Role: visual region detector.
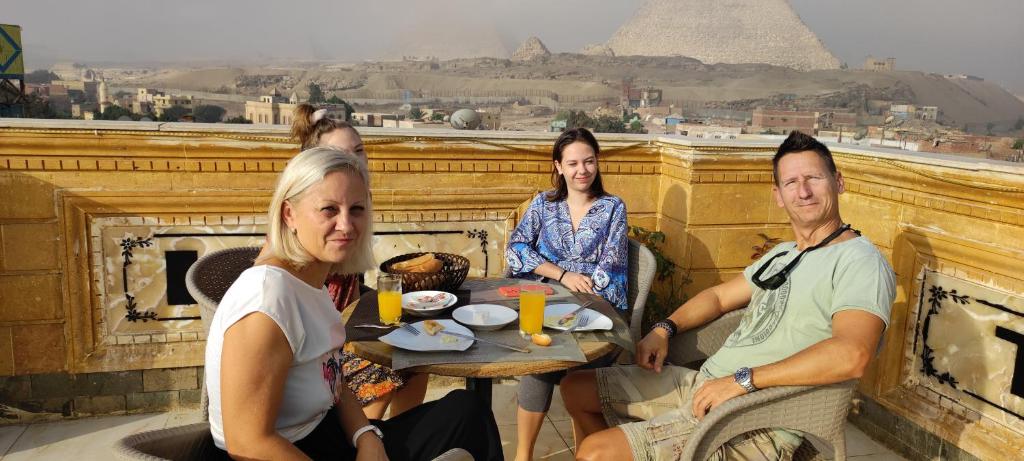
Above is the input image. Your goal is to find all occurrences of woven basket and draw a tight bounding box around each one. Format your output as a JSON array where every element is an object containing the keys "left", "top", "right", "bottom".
[{"left": 380, "top": 252, "right": 470, "bottom": 293}]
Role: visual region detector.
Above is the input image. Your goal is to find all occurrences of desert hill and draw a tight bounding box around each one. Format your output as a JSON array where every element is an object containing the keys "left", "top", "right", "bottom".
[{"left": 128, "top": 54, "right": 1024, "bottom": 127}]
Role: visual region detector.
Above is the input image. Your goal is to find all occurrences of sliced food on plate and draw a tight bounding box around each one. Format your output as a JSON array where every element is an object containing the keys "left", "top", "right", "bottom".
[{"left": 497, "top": 284, "right": 555, "bottom": 297}]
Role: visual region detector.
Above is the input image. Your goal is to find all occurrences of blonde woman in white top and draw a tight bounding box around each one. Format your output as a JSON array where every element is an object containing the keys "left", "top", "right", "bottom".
[{"left": 206, "top": 147, "right": 502, "bottom": 460}]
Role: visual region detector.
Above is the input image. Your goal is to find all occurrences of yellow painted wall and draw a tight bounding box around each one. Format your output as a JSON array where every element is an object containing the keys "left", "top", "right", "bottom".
[{"left": 1, "top": 120, "right": 1023, "bottom": 457}]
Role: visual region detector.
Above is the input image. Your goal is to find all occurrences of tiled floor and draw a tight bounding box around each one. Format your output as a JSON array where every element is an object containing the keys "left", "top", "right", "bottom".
[{"left": 0, "top": 378, "right": 905, "bottom": 460}]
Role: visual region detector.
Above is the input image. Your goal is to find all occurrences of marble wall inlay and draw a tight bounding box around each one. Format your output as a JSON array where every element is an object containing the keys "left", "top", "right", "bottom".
[
  {"left": 913, "top": 270, "right": 1024, "bottom": 427},
  {"left": 94, "top": 217, "right": 267, "bottom": 343}
]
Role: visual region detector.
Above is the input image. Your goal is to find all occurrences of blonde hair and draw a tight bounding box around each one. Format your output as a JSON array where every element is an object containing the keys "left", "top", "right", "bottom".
[
  {"left": 259, "top": 146, "right": 375, "bottom": 275},
  {"left": 291, "top": 103, "right": 356, "bottom": 150}
]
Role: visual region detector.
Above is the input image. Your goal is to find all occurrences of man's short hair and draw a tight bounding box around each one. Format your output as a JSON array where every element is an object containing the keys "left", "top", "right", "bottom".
[{"left": 772, "top": 131, "right": 837, "bottom": 185}]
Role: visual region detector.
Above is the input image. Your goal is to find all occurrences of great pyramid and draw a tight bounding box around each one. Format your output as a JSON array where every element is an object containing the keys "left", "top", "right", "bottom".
[{"left": 606, "top": 0, "right": 841, "bottom": 71}]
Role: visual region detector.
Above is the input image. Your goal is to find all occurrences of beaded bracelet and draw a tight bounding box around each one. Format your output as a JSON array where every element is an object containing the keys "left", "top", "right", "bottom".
[{"left": 652, "top": 320, "right": 677, "bottom": 338}]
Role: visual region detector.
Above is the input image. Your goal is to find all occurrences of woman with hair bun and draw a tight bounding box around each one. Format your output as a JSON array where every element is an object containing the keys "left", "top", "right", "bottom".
[{"left": 290, "top": 103, "right": 428, "bottom": 420}]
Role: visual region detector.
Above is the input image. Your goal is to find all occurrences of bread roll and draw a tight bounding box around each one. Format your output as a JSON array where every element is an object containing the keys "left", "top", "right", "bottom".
[
  {"left": 392, "top": 253, "right": 435, "bottom": 271},
  {"left": 407, "top": 258, "right": 442, "bottom": 273},
  {"left": 392, "top": 254, "right": 442, "bottom": 274}
]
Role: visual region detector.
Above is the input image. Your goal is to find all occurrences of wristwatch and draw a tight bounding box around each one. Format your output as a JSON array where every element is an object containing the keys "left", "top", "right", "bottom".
[
  {"left": 351, "top": 424, "right": 384, "bottom": 447},
  {"left": 734, "top": 367, "right": 758, "bottom": 393}
]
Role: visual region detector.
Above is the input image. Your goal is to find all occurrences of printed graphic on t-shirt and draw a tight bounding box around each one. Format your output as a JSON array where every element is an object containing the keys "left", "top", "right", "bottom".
[
  {"left": 322, "top": 350, "right": 343, "bottom": 402},
  {"left": 726, "top": 259, "right": 792, "bottom": 347}
]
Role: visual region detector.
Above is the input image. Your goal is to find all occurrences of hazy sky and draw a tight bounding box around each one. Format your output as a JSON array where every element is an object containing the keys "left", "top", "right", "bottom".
[{"left": 8, "top": 0, "right": 1024, "bottom": 93}]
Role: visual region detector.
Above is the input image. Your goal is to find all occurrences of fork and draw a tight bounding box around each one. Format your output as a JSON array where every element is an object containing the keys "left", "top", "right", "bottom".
[
  {"left": 399, "top": 322, "right": 420, "bottom": 336},
  {"left": 566, "top": 312, "right": 593, "bottom": 333}
]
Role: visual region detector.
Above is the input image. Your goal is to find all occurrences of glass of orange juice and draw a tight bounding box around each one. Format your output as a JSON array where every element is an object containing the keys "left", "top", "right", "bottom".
[
  {"left": 377, "top": 273, "right": 403, "bottom": 325},
  {"left": 519, "top": 285, "right": 546, "bottom": 335}
]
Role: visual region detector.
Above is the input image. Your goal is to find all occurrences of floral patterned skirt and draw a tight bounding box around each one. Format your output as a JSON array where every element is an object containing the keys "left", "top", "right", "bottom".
[{"left": 340, "top": 345, "right": 410, "bottom": 405}]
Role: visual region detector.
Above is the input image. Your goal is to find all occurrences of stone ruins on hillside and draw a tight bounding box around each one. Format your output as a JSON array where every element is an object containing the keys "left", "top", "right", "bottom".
[
  {"left": 606, "top": 0, "right": 841, "bottom": 71},
  {"left": 512, "top": 37, "right": 551, "bottom": 61},
  {"left": 580, "top": 44, "right": 615, "bottom": 57}
]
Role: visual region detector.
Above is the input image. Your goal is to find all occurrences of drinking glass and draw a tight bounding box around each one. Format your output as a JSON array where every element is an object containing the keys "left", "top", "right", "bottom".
[
  {"left": 377, "top": 273, "right": 403, "bottom": 325},
  {"left": 518, "top": 285, "right": 546, "bottom": 335}
]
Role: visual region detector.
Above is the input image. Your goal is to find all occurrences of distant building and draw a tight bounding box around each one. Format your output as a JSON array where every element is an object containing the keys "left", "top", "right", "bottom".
[
  {"left": 664, "top": 115, "right": 686, "bottom": 128},
  {"left": 352, "top": 112, "right": 383, "bottom": 127},
  {"left": 52, "top": 79, "right": 98, "bottom": 103},
  {"left": 380, "top": 114, "right": 406, "bottom": 128},
  {"left": 864, "top": 56, "right": 896, "bottom": 72},
  {"left": 133, "top": 88, "right": 162, "bottom": 114},
  {"left": 635, "top": 106, "right": 672, "bottom": 119},
  {"left": 153, "top": 94, "right": 195, "bottom": 118},
  {"left": 751, "top": 108, "right": 817, "bottom": 134},
  {"left": 98, "top": 81, "right": 111, "bottom": 113},
  {"left": 814, "top": 110, "right": 858, "bottom": 130},
  {"left": 550, "top": 119, "right": 567, "bottom": 132},
  {"left": 918, "top": 106, "right": 939, "bottom": 121},
  {"left": 246, "top": 89, "right": 295, "bottom": 125},
  {"left": 889, "top": 104, "right": 915, "bottom": 120},
  {"left": 622, "top": 82, "right": 663, "bottom": 108},
  {"left": 71, "top": 102, "right": 98, "bottom": 118},
  {"left": 675, "top": 123, "right": 742, "bottom": 139}
]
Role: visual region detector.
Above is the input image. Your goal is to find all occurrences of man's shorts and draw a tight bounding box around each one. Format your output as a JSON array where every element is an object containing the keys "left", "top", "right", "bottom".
[{"left": 596, "top": 365, "right": 800, "bottom": 461}]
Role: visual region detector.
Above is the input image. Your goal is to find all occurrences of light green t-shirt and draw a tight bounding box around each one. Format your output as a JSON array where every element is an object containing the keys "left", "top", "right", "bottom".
[{"left": 701, "top": 236, "right": 895, "bottom": 379}]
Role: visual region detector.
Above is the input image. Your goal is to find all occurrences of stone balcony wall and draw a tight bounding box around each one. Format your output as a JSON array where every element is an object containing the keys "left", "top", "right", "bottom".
[{"left": 1, "top": 120, "right": 1022, "bottom": 460}]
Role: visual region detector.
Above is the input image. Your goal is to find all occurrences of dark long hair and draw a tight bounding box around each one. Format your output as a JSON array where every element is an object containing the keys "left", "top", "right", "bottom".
[
  {"left": 546, "top": 128, "right": 606, "bottom": 202},
  {"left": 291, "top": 103, "right": 357, "bottom": 149}
]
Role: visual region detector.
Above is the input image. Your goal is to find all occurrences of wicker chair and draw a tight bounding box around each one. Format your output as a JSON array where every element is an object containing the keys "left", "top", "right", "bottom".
[
  {"left": 626, "top": 238, "right": 656, "bottom": 345},
  {"left": 185, "top": 246, "right": 262, "bottom": 338},
  {"left": 668, "top": 309, "right": 855, "bottom": 461},
  {"left": 115, "top": 246, "right": 473, "bottom": 461}
]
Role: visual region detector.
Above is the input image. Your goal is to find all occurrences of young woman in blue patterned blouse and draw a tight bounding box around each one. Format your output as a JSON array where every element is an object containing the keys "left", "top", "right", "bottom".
[{"left": 505, "top": 127, "right": 628, "bottom": 461}]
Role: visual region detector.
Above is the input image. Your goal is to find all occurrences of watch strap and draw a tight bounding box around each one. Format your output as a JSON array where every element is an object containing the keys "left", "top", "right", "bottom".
[
  {"left": 351, "top": 424, "right": 382, "bottom": 447},
  {"left": 734, "top": 367, "right": 758, "bottom": 393}
]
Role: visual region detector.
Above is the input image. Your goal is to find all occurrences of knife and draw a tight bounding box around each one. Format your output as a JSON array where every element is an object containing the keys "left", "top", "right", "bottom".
[
  {"left": 556, "top": 301, "right": 594, "bottom": 327},
  {"left": 440, "top": 331, "right": 531, "bottom": 353}
]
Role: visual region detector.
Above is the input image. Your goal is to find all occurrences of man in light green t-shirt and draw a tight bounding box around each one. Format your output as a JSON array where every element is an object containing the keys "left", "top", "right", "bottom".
[{"left": 561, "top": 131, "right": 896, "bottom": 461}]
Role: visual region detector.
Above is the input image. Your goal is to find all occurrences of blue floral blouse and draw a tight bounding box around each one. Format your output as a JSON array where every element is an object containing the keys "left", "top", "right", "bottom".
[{"left": 505, "top": 192, "right": 629, "bottom": 310}]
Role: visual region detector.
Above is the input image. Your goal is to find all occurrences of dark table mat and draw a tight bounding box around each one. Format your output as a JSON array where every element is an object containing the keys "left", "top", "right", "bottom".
[
  {"left": 390, "top": 329, "right": 587, "bottom": 371},
  {"left": 345, "top": 284, "right": 635, "bottom": 354}
]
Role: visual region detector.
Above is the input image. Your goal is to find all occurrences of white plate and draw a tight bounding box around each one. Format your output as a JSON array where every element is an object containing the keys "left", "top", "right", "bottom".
[
  {"left": 401, "top": 291, "right": 458, "bottom": 317},
  {"left": 542, "top": 303, "right": 613, "bottom": 332},
  {"left": 378, "top": 319, "right": 474, "bottom": 352},
  {"left": 452, "top": 304, "right": 518, "bottom": 331}
]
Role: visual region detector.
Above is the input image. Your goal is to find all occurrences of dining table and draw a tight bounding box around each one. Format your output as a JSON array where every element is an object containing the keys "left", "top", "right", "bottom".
[{"left": 343, "top": 277, "right": 634, "bottom": 406}]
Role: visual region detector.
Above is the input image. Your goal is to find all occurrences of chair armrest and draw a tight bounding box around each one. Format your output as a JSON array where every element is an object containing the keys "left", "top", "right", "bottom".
[
  {"left": 666, "top": 309, "right": 745, "bottom": 366},
  {"left": 680, "top": 381, "right": 856, "bottom": 461}
]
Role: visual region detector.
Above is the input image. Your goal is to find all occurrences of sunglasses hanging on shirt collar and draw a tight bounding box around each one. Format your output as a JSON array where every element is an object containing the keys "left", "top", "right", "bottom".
[{"left": 751, "top": 224, "right": 860, "bottom": 290}]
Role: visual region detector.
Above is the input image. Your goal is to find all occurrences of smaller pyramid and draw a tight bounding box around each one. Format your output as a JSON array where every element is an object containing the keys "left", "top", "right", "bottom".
[{"left": 512, "top": 37, "right": 551, "bottom": 61}]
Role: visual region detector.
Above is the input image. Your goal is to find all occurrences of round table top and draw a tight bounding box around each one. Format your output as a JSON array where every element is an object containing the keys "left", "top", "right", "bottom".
[
  {"left": 344, "top": 282, "right": 623, "bottom": 379},
  {"left": 348, "top": 339, "right": 619, "bottom": 378}
]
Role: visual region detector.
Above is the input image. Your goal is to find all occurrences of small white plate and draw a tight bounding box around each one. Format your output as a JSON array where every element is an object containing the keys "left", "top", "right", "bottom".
[
  {"left": 378, "top": 319, "right": 474, "bottom": 352},
  {"left": 542, "top": 303, "right": 613, "bottom": 331},
  {"left": 401, "top": 291, "right": 458, "bottom": 317},
  {"left": 452, "top": 304, "right": 518, "bottom": 331}
]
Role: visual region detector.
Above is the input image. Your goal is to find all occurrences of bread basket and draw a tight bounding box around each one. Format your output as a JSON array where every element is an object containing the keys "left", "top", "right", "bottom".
[{"left": 379, "top": 252, "right": 470, "bottom": 293}]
